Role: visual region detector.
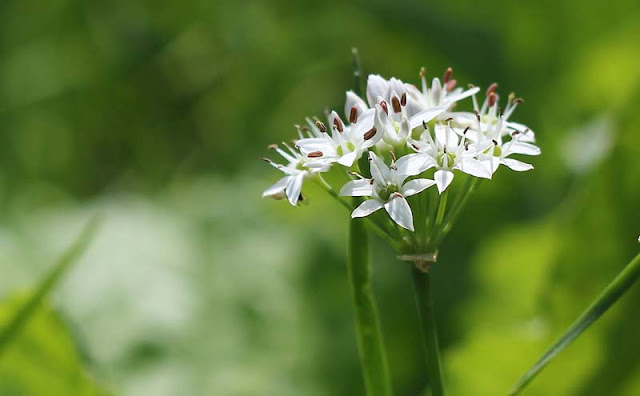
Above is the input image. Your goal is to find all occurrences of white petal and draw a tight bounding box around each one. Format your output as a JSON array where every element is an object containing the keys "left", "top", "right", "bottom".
[
  {"left": 340, "top": 179, "right": 374, "bottom": 197},
  {"left": 345, "top": 91, "right": 369, "bottom": 119},
  {"left": 395, "top": 153, "right": 435, "bottom": 181},
  {"left": 384, "top": 195, "right": 414, "bottom": 231},
  {"left": 262, "top": 177, "right": 289, "bottom": 199},
  {"left": 505, "top": 141, "right": 541, "bottom": 156},
  {"left": 458, "top": 158, "right": 492, "bottom": 179},
  {"left": 401, "top": 179, "right": 436, "bottom": 197},
  {"left": 446, "top": 86, "right": 480, "bottom": 103},
  {"left": 366, "top": 75, "right": 389, "bottom": 107},
  {"left": 502, "top": 158, "right": 534, "bottom": 171},
  {"left": 296, "top": 137, "right": 332, "bottom": 154},
  {"left": 409, "top": 106, "right": 447, "bottom": 129},
  {"left": 352, "top": 199, "right": 384, "bottom": 218},
  {"left": 337, "top": 150, "right": 359, "bottom": 167},
  {"left": 434, "top": 169, "right": 454, "bottom": 193},
  {"left": 368, "top": 152, "right": 390, "bottom": 183},
  {"left": 286, "top": 173, "right": 304, "bottom": 205}
]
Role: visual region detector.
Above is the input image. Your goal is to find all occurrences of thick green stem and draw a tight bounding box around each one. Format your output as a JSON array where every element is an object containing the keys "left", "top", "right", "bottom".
[
  {"left": 348, "top": 216, "right": 392, "bottom": 396},
  {"left": 509, "top": 251, "right": 640, "bottom": 395},
  {"left": 411, "top": 266, "right": 444, "bottom": 396}
]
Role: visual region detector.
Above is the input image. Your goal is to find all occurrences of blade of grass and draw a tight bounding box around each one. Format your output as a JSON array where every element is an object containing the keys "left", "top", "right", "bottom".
[
  {"left": 509, "top": 250, "right": 640, "bottom": 395},
  {"left": 0, "top": 216, "right": 101, "bottom": 357}
]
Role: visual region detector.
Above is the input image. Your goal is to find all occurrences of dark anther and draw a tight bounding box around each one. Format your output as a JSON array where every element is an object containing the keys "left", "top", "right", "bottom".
[
  {"left": 349, "top": 106, "right": 358, "bottom": 124},
  {"left": 268, "top": 144, "right": 278, "bottom": 149},
  {"left": 391, "top": 96, "right": 402, "bottom": 113},
  {"left": 492, "top": 139, "right": 498, "bottom": 146},
  {"left": 443, "top": 67, "right": 453, "bottom": 83},
  {"left": 486, "top": 82, "right": 498, "bottom": 96},
  {"left": 363, "top": 127, "right": 377, "bottom": 140},
  {"left": 307, "top": 151, "right": 323, "bottom": 158},
  {"left": 488, "top": 92, "right": 497, "bottom": 108},
  {"left": 401, "top": 92, "right": 407, "bottom": 106},
  {"left": 316, "top": 121, "right": 327, "bottom": 133},
  {"left": 380, "top": 101, "right": 389, "bottom": 115},
  {"left": 333, "top": 117, "right": 344, "bottom": 132}
]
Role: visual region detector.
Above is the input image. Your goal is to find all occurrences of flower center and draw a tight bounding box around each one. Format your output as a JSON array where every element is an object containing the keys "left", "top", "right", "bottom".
[
  {"left": 378, "top": 183, "right": 399, "bottom": 201},
  {"left": 336, "top": 142, "right": 356, "bottom": 156},
  {"left": 436, "top": 152, "right": 456, "bottom": 167}
]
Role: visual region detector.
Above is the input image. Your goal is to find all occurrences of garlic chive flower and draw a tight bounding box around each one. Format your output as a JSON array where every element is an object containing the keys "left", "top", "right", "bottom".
[
  {"left": 409, "top": 123, "right": 492, "bottom": 193},
  {"left": 262, "top": 142, "right": 328, "bottom": 206},
  {"left": 404, "top": 67, "right": 480, "bottom": 116},
  {"left": 296, "top": 106, "right": 380, "bottom": 168},
  {"left": 340, "top": 152, "right": 435, "bottom": 231},
  {"left": 261, "top": 65, "right": 540, "bottom": 250}
]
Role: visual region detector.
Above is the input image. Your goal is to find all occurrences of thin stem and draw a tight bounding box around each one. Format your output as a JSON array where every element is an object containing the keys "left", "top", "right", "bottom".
[
  {"left": 411, "top": 266, "right": 444, "bottom": 396},
  {"left": 349, "top": 215, "right": 392, "bottom": 396},
  {"left": 434, "top": 178, "right": 480, "bottom": 246},
  {"left": 351, "top": 48, "right": 364, "bottom": 97},
  {"left": 509, "top": 251, "right": 640, "bottom": 395},
  {"left": 433, "top": 190, "right": 449, "bottom": 232}
]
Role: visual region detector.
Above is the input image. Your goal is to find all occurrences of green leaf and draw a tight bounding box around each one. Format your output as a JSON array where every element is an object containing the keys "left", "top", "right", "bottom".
[
  {"left": 0, "top": 216, "right": 100, "bottom": 356},
  {"left": 0, "top": 294, "right": 107, "bottom": 395},
  {"left": 509, "top": 250, "right": 640, "bottom": 395}
]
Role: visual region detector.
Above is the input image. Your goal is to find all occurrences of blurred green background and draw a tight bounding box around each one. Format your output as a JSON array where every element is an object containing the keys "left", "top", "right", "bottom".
[{"left": 0, "top": 0, "right": 639, "bottom": 395}]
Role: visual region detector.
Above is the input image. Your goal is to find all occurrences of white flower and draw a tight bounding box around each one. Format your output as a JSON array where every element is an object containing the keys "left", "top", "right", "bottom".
[
  {"left": 296, "top": 105, "right": 381, "bottom": 168},
  {"left": 339, "top": 152, "right": 435, "bottom": 231},
  {"left": 262, "top": 142, "right": 328, "bottom": 206},
  {"left": 409, "top": 123, "right": 492, "bottom": 193},
  {"left": 459, "top": 87, "right": 541, "bottom": 174},
  {"left": 365, "top": 74, "right": 446, "bottom": 147},
  {"left": 403, "top": 67, "right": 480, "bottom": 117}
]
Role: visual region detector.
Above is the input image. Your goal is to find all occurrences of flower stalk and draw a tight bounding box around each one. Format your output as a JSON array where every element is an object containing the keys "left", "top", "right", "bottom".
[
  {"left": 411, "top": 265, "right": 444, "bottom": 396},
  {"left": 348, "top": 213, "right": 392, "bottom": 396}
]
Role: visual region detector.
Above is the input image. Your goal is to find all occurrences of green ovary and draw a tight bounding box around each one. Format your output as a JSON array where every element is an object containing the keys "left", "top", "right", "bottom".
[
  {"left": 336, "top": 142, "right": 356, "bottom": 156},
  {"left": 436, "top": 152, "right": 456, "bottom": 167},
  {"left": 378, "top": 184, "right": 399, "bottom": 200}
]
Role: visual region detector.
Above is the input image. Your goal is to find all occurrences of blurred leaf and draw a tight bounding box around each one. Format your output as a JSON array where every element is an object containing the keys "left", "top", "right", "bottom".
[
  {"left": 0, "top": 217, "right": 100, "bottom": 355},
  {"left": 510, "top": 251, "right": 640, "bottom": 395},
  {"left": 0, "top": 294, "right": 107, "bottom": 395}
]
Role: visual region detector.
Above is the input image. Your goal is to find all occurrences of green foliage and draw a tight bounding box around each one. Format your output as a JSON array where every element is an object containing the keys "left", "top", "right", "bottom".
[{"left": 0, "top": 294, "right": 106, "bottom": 395}]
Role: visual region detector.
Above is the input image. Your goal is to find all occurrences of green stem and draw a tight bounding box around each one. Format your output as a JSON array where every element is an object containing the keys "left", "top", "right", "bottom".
[
  {"left": 509, "top": 251, "right": 640, "bottom": 395},
  {"left": 349, "top": 216, "right": 392, "bottom": 396},
  {"left": 433, "top": 190, "right": 449, "bottom": 232},
  {"left": 434, "top": 178, "right": 480, "bottom": 246},
  {"left": 411, "top": 266, "right": 444, "bottom": 396}
]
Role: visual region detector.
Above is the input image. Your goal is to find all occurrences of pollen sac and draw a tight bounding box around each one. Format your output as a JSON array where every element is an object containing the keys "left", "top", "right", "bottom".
[
  {"left": 363, "top": 127, "right": 377, "bottom": 140},
  {"left": 380, "top": 100, "right": 389, "bottom": 115},
  {"left": 307, "top": 151, "right": 323, "bottom": 158},
  {"left": 487, "top": 92, "right": 497, "bottom": 108},
  {"left": 333, "top": 117, "right": 344, "bottom": 132},
  {"left": 316, "top": 121, "right": 327, "bottom": 133},
  {"left": 443, "top": 67, "right": 453, "bottom": 83},
  {"left": 391, "top": 96, "right": 402, "bottom": 113},
  {"left": 400, "top": 92, "right": 407, "bottom": 106},
  {"left": 349, "top": 106, "right": 358, "bottom": 124},
  {"left": 486, "top": 82, "right": 498, "bottom": 96}
]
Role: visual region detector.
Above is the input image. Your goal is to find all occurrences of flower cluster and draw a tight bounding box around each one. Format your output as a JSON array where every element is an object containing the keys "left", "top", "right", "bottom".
[{"left": 262, "top": 67, "right": 540, "bottom": 244}]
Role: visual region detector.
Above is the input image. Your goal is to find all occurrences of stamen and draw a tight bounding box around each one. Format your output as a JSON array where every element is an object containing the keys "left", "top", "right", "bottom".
[
  {"left": 486, "top": 82, "right": 498, "bottom": 96},
  {"left": 513, "top": 98, "right": 524, "bottom": 105},
  {"left": 380, "top": 100, "right": 389, "bottom": 115},
  {"left": 333, "top": 116, "right": 344, "bottom": 132},
  {"left": 363, "top": 127, "right": 377, "bottom": 140},
  {"left": 268, "top": 144, "right": 278, "bottom": 149},
  {"left": 445, "top": 79, "right": 457, "bottom": 91},
  {"left": 390, "top": 164, "right": 397, "bottom": 170},
  {"left": 444, "top": 117, "right": 454, "bottom": 122},
  {"left": 464, "top": 141, "right": 470, "bottom": 150},
  {"left": 422, "top": 120, "right": 429, "bottom": 130},
  {"left": 411, "top": 143, "right": 421, "bottom": 151},
  {"left": 462, "top": 126, "right": 470, "bottom": 134},
  {"left": 419, "top": 67, "right": 426, "bottom": 78},
  {"left": 475, "top": 111, "right": 481, "bottom": 121},
  {"left": 307, "top": 151, "right": 323, "bottom": 158},
  {"left": 389, "top": 151, "right": 396, "bottom": 162},
  {"left": 487, "top": 92, "right": 497, "bottom": 108},
  {"left": 492, "top": 139, "right": 498, "bottom": 146},
  {"left": 443, "top": 67, "right": 453, "bottom": 83},
  {"left": 400, "top": 92, "right": 407, "bottom": 106},
  {"left": 349, "top": 106, "right": 358, "bottom": 124},
  {"left": 348, "top": 171, "right": 366, "bottom": 179},
  {"left": 316, "top": 121, "right": 327, "bottom": 133},
  {"left": 511, "top": 131, "right": 520, "bottom": 137},
  {"left": 391, "top": 96, "right": 402, "bottom": 113}
]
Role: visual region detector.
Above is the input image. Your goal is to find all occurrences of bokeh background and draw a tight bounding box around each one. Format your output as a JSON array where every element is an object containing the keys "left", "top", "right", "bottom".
[{"left": 0, "top": 0, "right": 639, "bottom": 395}]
